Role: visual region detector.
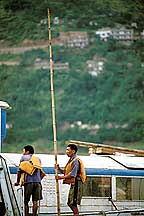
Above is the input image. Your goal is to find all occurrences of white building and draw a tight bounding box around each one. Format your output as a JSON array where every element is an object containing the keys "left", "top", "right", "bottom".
[
  {"left": 96, "top": 27, "right": 134, "bottom": 41},
  {"left": 112, "top": 28, "right": 133, "bottom": 40},
  {"left": 87, "top": 56, "right": 105, "bottom": 76},
  {"left": 95, "top": 28, "right": 112, "bottom": 41},
  {"left": 59, "top": 31, "right": 89, "bottom": 48},
  {"left": 141, "top": 30, "right": 144, "bottom": 39},
  {"left": 34, "top": 58, "right": 69, "bottom": 71},
  {"left": 53, "top": 17, "right": 60, "bottom": 25}
]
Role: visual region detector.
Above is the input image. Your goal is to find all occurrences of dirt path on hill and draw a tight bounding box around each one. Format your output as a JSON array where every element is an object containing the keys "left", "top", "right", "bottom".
[
  {"left": 0, "top": 39, "right": 60, "bottom": 54},
  {"left": 0, "top": 44, "right": 48, "bottom": 54}
]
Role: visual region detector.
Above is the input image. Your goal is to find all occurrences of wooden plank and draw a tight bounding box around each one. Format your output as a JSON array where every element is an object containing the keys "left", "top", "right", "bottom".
[{"left": 67, "top": 140, "right": 144, "bottom": 156}]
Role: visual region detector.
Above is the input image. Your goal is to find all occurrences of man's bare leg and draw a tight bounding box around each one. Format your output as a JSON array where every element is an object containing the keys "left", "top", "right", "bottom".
[
  {"left": 68, "top": 204, "right": 79, "bottom": 216},
  {"left": 24, "top": 201, "right": 29, "bottom": 216},
  {"left": 33, "top": 200, "right": 38, "bottom": 216},
  {"left": 73, "top": 206, "right": 79, "bottom": 216}
]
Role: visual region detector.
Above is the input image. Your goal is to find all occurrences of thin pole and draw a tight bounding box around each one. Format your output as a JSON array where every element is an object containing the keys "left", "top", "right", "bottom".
[
  {"left": 47, "top": 8, "right": 61, "bottom": 216},
  {"left": 0, "top": 108, "right": 1, "bottom": 153}
]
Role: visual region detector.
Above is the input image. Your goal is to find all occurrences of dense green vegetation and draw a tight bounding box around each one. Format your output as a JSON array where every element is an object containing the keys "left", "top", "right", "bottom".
[
  {"left": 0, "top": 0, "right": 144, "bottom": 153},
  {"left": 1, "top": 0, "right": 144, "bottom": 44}
]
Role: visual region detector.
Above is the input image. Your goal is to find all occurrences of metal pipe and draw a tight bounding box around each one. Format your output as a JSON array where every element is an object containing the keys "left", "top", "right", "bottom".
[{"left": 33, "top": 208, "right": 144, "bottom": 215}]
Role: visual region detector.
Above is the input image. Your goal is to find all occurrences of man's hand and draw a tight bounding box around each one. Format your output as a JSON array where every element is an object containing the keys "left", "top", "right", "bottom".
[
  {"left": 55, "top": 164, "right": 64, "bottom": 174},
  {"left": 55, "top": 175, "right": 63, "bottom": 180},
  {"left": 55, "top": 164, "right": 60, "bottom": 169},
  {"left": 14, "top": 182, "right": 19, "bottom": 186}
]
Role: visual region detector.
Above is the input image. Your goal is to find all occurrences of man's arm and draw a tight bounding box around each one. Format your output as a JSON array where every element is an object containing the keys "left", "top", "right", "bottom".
[
  {"left": 55, "top": 160, "right": 79, "bottom": 180},
  {"left": 14, "top": 170, "right": 22, "bottom": 186},
  {"left": 55, "top": 164, "right": 64, "bottom": 174},
  {"left": 55, "top": 171, "right": 72, "bottom": 180}
]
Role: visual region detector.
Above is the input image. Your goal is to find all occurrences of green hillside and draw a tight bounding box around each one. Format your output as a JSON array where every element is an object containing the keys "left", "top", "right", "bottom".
[{"left": 0, "top": 0, "right": 144, "bottom": 153}]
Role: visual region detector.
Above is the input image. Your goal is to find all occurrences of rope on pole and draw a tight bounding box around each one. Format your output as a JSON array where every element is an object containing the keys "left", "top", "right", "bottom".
[{"left": 47, "top": 8, "right": 61, "bottom": 216}]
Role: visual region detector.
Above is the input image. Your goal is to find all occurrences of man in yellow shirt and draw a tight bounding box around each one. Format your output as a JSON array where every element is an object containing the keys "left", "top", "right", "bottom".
[
  {"left": 14, "top": 145, "right": 43, "bottom": 216},
  {"left": 56, "top": 144, "right": 86, "bottom": 216}
]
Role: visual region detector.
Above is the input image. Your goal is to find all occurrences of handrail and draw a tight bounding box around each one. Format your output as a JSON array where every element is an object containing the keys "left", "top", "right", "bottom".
[
  {"left": 0, "top": 154, "right": 21, "bottom": 216},
  {"left": 31, "top": 208, "right": 144, "bottom": 215}
]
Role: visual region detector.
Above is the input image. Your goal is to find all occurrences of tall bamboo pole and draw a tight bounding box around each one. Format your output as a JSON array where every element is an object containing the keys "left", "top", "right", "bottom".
[{"left": 47, "top": 8, "right": 61, "bottom": 216}]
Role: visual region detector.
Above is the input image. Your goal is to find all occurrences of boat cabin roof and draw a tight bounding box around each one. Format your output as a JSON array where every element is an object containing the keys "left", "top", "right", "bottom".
[{"left": 1, "top": 153, "right": 144, "bottom": 170}]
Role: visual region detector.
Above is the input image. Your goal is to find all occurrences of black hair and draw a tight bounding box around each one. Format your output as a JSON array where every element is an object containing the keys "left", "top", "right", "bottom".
[
  {"left": 67, "top": 144, "right": 78, "bottom": 153},
  {"left": 24, "top": 145, "right": 34, "bottom": 154}
]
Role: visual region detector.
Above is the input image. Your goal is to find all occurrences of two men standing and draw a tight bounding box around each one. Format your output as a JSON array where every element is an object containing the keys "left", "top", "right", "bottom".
[{"left": 15, "top": 144, "right": 86, "bottom": 216}]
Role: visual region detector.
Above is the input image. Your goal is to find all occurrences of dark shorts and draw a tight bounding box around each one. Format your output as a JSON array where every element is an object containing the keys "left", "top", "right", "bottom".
[
  {"left": 24, "top": 182, "right": 42, "bottom": 203},
  {"left": 67, "top": 180, "right": 83, "bottom": 207}
]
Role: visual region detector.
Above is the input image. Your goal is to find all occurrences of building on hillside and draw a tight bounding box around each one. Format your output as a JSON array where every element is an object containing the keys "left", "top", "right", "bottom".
[
  {"left": 86, "top": 56, "right": 105, "bottom": 76},
  {"left": 141, "top": 30, "right": 144, "bottom": 39},
  {"left": 53, "top": 17, "right": 60, "bottom": 25},
  {"left": 95, "top": 28, "right": 112, "bottom": 41},
  {"left": 34, "top": 58, "right": 69, "bottom": 71},
  {"left": 112, "top": 28, "right": 133, "bottom": 41},
  {"left": 0, "top": 61, "right": 19, "bottom": 66},
  {"left": 96, "top": 27, "right": 134, "bottom": 41},
  {"left": 59, "top": 31, "right": 89, "bottom": 48}
]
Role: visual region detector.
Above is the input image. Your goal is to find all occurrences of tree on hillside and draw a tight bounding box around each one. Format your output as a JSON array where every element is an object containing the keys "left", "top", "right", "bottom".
[
  {"left": 0, "top": 5, "right": 16, "bottom": 41},
  {"left": 1, "top": 0, "right": 32, "bottom": 11}
]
